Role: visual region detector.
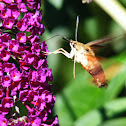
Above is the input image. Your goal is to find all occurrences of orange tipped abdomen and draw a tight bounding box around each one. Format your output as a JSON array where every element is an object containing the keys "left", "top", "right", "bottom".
[{"left": 82, "top": 56, "right": 107, "bottom": 88}]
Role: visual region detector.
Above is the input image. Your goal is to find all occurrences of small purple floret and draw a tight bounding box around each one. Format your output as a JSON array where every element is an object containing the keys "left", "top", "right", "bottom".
[{"left": 0, "top": 1, "right": 59, "bottom": 125}]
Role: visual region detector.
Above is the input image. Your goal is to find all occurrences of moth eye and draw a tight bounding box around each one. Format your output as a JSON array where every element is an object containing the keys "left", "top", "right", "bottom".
[
  {"left": 73, "top": 43, "right": 76, "bottom": 48},
  {"left": 85, "top": 48, "right": 89, "bottom": 52}
]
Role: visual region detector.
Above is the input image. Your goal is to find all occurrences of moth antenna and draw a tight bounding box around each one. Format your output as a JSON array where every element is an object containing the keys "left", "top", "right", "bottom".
[
  {"left": 75, "top": 16, "right": 79, "bottom": 41},
  {"left": 62, "top": 36, "right": 70, "bottom": 42},
  {"left": 43, "top": 34, "right": 68, "bottom": 42}
]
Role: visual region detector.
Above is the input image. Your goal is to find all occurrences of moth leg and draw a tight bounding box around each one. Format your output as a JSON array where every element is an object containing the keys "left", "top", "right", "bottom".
[
  {"left": 58, "top": 48, "right": 74, "bottom": 59},
  {"left": 59, "top": 48, "right": 76, "bottom": 77},
  {"left": 73, "top": 56, "right": 76, "bottom": 78},
  {"left": 44, "top": 48, "right": 73, "bottom": 59},
  {"left": 42, "top": 49, "right": 61, "bottom": 55},
  {"left": 43, "top": 48, "right": 75, "bottom": 78}
]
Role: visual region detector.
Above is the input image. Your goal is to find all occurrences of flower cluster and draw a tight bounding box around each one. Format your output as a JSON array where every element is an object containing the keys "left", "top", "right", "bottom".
[{"left": 0, "top": 0, "right": 59, "bottom": 125}]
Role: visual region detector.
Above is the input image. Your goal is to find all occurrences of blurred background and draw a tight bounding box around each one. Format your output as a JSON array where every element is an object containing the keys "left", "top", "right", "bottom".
[{"left": 41, "top": 0, "right": 126, "bottom": 126}]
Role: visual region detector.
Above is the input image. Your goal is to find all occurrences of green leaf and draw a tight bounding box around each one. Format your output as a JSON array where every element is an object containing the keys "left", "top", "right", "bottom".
[
  {"left": 74, "top": 110, "right": 102, "bottom": 126},
  {"left": 61, "top": 73, "right": 106, "bottom": 118},
  {"left": 54, "top": 95, "right": 74, "bottom": 126},
  {"left": 101, "top": 118, "right": 126, "bottom": 126},
  {"left": 104, "top": 98, "right": 126, "bottom": 118},
  {"left": 105, "top": 64, "right": 126, "bottom": 101},
  {"left": 112, "top": 52, "right": 126, "bottom": 63},
  {"left": 84, "top": 18, "right": 99, "bottom": 40},
  {"left": 48, "top": 0, "right": 63, "bottom": 10}
]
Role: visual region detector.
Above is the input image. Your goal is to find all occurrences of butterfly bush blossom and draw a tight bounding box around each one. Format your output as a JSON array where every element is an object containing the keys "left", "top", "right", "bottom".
[{"left": 0, "top": 0, "right": 59, "bottom": 125}]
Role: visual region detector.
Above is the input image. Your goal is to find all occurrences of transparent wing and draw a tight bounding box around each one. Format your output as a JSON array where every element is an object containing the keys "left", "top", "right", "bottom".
[{"left": 86, "top": 34, "right": 124, "bottom": 46}]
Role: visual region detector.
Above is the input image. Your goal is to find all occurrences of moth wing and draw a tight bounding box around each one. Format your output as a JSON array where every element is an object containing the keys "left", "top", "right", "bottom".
[
  {"left": 89, "top": 44, "right": 104, "bottom": 54},
  {"left": 86, "top": 34, "right": 124, "bottom": 46}
]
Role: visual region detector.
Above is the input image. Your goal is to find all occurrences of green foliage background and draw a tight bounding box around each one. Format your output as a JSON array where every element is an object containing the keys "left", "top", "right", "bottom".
[{"left": 42, "top": 0, "right": 126, "bottom": 125}]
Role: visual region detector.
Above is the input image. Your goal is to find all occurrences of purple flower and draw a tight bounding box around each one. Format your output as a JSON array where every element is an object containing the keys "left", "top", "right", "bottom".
[
  {"left": 2, "top": 75, "right": 11, "bottom": 87},
  {"left": 29, "top": 35, "right": 40, "bottom": 43},
  {"left": 3, "top": 63, "right": 15, "bottom": 73},
  {"left": 0, "top": 50, "right": 10, "bottom": 61},
  {"left": 31, "top": 24, "right": 45, "bottom": 35},
  {"left": 9, "top": 40, "right": 19, "bottom": 52},
  {"left": 28, "top": 117, "right": 41, "bottom": 125},
  {"left": 15, "top": 0, "right": 22, "bottom": 3},
  {"left": 17, "top": 3, "right": 27, "bottom": 12},
  {"left": 2, "top": 97, "right": 13, "bottom": 108},
  {"left": 31, "top": 43, "right": 41, "bottom": 55},
  {"left": 0, "top": 33, "right": 11, "bottom": 45},
  {"left": 27, "top": 2, "right": 40, "bottom": 9},
  {"left": 16, "top": 33, "right": 26, "bottom": 43},
  {"left": 0, "top": 3, "right": 5, "bottom": 10},
  {"left": 3, "top": 18, "right": 15, "bottom": 29},
  {"left": 0, "top": 8, "right": 11, "bottom": 18},
  {"left": 0, "top": 43, "right": 6, "bottom": 51},
  {"left": 0, "top": 114, "right": 8, "bottom": 126},
  {"left": 0, "top": 104, "right": 10, "bottom": 115},
  {"left": 25, "top": 53, "right": 35, "bottom": 64},
  {"left": 30, "top": 69, "right": 46, "bottom": 83},
  {"left": 19, "top": 90, "right": 29, "bottom": 102},
  {"left": 12, "top": 9, "right": 20, "bottom": 20},
  {"left": 10, "top": 68, "right": 21, "bottom": 82},
  {"left": 33, "top": 98, "right": 46, "bottom": 111},
  {"left": 3, "top": 0, "right": 12, "bottom": 3},
  {"left": 0, "top": 1, "right": 59, "bottom": 125},
  {"left": 16, "top": 19, "right": 28, "bottom": 31},
  {"left": 0, "top": 90, "right": 5, "bottom": 99}
]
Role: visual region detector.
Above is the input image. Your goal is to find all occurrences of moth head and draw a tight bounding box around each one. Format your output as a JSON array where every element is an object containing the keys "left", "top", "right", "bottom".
[
  {"left": 70, "top": 40, "right": 85, "bottom": 54},
  {"left": 70, "top": 40, "right": 78, "bottom": 50},
  {"left": 70, "top": 40, "right": 95, "bottom": 56}
]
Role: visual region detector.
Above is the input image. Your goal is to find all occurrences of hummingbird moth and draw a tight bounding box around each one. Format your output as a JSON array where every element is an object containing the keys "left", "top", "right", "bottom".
[{"left": 44, "top": 16, "right": 122, "bottom": 88}]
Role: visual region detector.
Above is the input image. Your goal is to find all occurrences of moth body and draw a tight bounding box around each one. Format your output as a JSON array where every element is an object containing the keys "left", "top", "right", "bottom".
[
  {"left": 69, "top": 40, "right": 107, "bottom": 88},
  {"left": 69, "top": 40, "right": 94, "bottom": 65}
]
